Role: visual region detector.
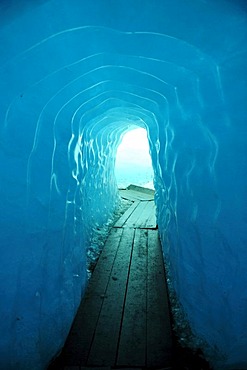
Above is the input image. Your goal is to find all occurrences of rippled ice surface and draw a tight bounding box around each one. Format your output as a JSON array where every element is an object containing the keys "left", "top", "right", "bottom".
[{"left": 0, "top": 1, "right": 246, "bottom": 370}]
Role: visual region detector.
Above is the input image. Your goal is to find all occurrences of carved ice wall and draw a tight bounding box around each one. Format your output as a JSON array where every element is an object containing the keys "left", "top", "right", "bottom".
[{"left": 0, "top": 1, "right": 246, "bottom": 369}]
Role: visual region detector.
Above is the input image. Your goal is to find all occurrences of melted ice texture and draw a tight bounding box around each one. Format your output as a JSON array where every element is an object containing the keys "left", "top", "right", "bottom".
[{"left": 0, "top": 1, "right": 247, "bottom": 369}]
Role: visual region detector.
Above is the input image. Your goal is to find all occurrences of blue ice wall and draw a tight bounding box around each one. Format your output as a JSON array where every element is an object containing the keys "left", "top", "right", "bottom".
[{"left": 0, "top": 1, "right": 246, "bottom": 369}]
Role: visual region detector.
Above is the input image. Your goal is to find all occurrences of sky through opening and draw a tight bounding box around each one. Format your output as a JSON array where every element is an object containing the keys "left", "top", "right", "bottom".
[{"left": 115, "top": 127, "right": 154, "bottom": 189}]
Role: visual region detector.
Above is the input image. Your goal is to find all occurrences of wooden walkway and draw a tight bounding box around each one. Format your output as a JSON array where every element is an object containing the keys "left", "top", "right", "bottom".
[{"left": 49, "top": 185, "right": 172, "bottom": 370}]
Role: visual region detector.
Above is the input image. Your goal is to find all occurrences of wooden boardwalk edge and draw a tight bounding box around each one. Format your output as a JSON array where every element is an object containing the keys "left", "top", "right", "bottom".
[{"left": 48, "top": 187, "right": 172, "bottom": 370}]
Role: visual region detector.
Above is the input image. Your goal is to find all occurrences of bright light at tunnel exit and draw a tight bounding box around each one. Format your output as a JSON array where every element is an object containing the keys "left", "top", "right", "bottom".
[{"left": 115, "top": 127, "right": 154, "bottom": 189}]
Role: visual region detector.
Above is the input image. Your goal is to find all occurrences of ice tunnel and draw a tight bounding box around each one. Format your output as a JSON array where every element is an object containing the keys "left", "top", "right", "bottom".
[{"left": 0, "top": 0, "right": 247, "bottom": 369}]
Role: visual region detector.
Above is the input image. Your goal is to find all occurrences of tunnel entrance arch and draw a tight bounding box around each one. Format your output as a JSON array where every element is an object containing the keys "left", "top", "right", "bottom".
[{"left": 114, "top": 127, "right": 154, "bottom": 190}]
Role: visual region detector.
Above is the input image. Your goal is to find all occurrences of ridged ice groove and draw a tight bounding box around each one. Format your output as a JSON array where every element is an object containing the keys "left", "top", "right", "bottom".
[{"left": 0, "top": 1, "right": 247, "bottom": 369}]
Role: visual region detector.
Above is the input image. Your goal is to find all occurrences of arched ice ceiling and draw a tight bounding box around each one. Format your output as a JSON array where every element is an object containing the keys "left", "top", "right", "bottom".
[{"left": 0, "top": 1, "right": 247, "bottom": 369}]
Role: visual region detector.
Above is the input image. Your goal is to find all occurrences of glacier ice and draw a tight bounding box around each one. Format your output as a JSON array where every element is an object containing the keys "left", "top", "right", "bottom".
[{"left": 0, "top": 0, "right": 247, "bottom": 369}]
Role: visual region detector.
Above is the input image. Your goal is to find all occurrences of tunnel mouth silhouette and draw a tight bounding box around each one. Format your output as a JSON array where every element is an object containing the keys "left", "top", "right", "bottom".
[{"left": 115, "top": 126, "right": 154, "bottom": 190}]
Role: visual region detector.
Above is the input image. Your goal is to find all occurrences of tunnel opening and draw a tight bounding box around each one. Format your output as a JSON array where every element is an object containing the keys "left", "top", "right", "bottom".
[
  {"left": 86, "top": 124, "right": 156, "bottom": 279},
  {"left": 114, "top": 127, "right": 154, "bottom": 190}
]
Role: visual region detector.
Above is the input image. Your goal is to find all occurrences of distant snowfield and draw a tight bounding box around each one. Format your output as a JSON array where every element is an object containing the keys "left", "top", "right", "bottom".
[{"left": 115, "top": 128, "right": 154, "bottom": 189}]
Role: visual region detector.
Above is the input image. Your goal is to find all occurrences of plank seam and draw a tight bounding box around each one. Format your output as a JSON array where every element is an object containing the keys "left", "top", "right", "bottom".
[
  {"left": 115, "top": 228, "right": 136, "bottom": 366},
  {"left": 85, "top": 228, "right": 125, "bottom": 366},
  {"left": 114, "top": 201, "right": 140, "bottom": 228}
]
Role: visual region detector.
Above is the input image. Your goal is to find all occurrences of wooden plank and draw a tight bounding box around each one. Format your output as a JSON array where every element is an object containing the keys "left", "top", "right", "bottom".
[
  {"left": 143, "top": 201, "right": 157, "bottom": 229},
  {"left": 119, "top": 189, "right": 154, "bottom": 201},
  {"left": 55, "top": 193, "right": 173, "bottom": 369},
  {"left": 146, "top": 230, "right": 173, "bottom": 367},
  {"left": 114, "top": 201, "right": 140, "bottom": 228},
  {"left": 62, "top": 228, "right": 123, "bottom": 366},
  {"left": 115, "top": 199, "right": 156, "bottom": 229},
  {"left": 126, "top": 184, "right": 155, "bottom": 195},
  {"left": 133, "top": 201, "right": 152, "bottom": 228},
  {"left": 137, "top": 201, "right": 155, "bottom": 229},
  {"left": 147, "top": 201, "right": 157, "bottom": 228},
  {"left": 87, "top": 228, "right": 135, "bottom": 366},
  {"left": 124, "top": 201, "right": 156, "bottom": 229},
  {"left": 117, "top": 228, "right": 148, "bottom": 367},
  {"left": 119, "top": 190, "right": 141, "bottom": 202},
  {"left": 124, "top": 201, "right": 149, "bottom": 228}
]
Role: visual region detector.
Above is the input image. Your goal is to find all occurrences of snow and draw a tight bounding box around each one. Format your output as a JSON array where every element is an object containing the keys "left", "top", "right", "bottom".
[{"left": 0, "top": 0, "right": 247, "bottom": 369}]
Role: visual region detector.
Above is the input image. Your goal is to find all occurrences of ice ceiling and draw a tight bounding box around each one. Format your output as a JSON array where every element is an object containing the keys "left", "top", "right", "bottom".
[{"left": 0, "top": 0, "right": 247, "bottom": 369}]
